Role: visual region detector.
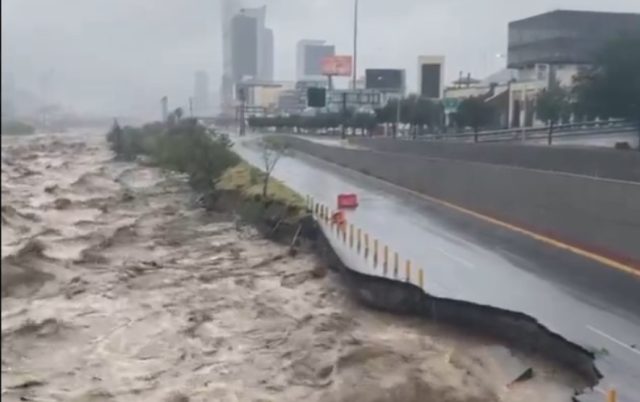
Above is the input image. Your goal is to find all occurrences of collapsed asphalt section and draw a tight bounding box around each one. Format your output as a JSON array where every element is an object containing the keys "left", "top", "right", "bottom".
[
  {"left": 234, "top": 137, "right": 602, "bottom": 397},
  {"left": 309, "top": 216, "right": 601, "bottom": 392}
]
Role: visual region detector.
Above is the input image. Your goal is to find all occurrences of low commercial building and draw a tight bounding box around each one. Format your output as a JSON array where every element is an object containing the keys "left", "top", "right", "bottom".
[
  {"left": 506, "top": 9, "right": 640, "bottom": 127},
  {"left": 444, "top": 10, "right": 640, "bottom": 129}
]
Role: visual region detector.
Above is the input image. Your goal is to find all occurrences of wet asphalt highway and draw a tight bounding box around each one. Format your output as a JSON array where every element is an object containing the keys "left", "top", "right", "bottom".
[{"left": 235, "top": 137, "right": 640, "bottom": 402}]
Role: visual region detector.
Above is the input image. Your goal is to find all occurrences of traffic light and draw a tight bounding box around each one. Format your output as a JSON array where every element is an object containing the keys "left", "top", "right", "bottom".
[{"left": 307, "top": 87, "right": 327, "bottom": 108}]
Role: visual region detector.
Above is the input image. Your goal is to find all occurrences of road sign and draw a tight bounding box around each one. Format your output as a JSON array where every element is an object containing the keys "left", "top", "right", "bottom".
[
  {"left": 442, "top": 97, "right": 461, "bottom": 113},
  {"left": 307, "top": 87, "right": 327, "bottom": 108}
]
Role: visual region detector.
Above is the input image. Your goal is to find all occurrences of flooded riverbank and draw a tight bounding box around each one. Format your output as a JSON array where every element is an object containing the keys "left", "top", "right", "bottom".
[{"left": 1, "top": 132, "right": 584, "bottom": 402}]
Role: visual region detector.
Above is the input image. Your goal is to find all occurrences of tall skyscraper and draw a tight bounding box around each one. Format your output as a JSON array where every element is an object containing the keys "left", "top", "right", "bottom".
[
  {"left": 263, "top": 28, "right": 274, "bottom": 81},
  {"left": 220, "top": 2, "right": 274, "bottom": 111},
  {"left": 193, "top": 71, "right": 210, "bottom": 115},
  {"left": 296, "top": 40, "right": 335, "bottom": 81}
]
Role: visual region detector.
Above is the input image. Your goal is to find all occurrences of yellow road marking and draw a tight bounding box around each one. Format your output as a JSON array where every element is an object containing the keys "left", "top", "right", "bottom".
[
  {"left": 397, "top": 183, "right": 640, "bottom": 278},
  {"left": 303, "top": 155, "right": 640, "bottom": 278}
]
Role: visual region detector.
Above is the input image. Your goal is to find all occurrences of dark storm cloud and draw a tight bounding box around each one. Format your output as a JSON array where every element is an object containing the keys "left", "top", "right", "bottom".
[{"left": 2, "top": 0, "right": 639, "bottom": 118}]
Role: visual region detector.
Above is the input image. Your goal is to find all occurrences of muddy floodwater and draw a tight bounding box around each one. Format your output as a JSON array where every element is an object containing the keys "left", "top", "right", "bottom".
[{"left": 1, "top": 132, "right": 584, "bottom": 402}]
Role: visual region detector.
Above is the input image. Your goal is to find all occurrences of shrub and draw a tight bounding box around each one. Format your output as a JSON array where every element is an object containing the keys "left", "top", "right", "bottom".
[
  {"left": 2, "top": 120, "right": 35, "bottom": 135},
  {"left": 106, "top": 118, "right": 239, "bottom": 191}
]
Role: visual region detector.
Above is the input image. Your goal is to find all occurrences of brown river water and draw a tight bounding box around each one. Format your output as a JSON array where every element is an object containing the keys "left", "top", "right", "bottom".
[{"left": 1, "top": 132, "right": 583, "bottom": 401}]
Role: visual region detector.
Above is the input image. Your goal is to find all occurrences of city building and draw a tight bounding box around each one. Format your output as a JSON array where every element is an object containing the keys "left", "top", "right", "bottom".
[
  {"left": 277, "top": 90, "right": 301, "bottom": 115},
  {"left": 327, "top": 89, "right": 383, "bottom": 113},
  {"left": 193, "top": 71, "right": 210, "bottom": 116},
  {"left": 443, "top": 10, "right": 640, "bottom": 129},
  {"left": 220, "top": 1, "right": 275, "bottom": 113},
  {"left": 252, "top": 81, "right": 295, "bottom": 114},
  {"left": 506, "top": 10, "right": 640, "bottom": 127},
  {"left": 418, "top": 56, "right": 445, "bottom": 99},
  {"left": 296, "top": 40, "right": 335, "bottom": 81},
  {"left": 508, "top": 10, "right": 640, "bottom": 72},
  {"left": 443, "top": 69, "right": 515, "bottom": 128}
]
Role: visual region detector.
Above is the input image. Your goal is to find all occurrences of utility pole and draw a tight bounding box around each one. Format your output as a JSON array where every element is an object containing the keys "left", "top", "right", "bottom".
[
  {"left": 188, "top": 97, "right": 194, "bottom": 118},
  {"left": 238, "top": 87, "right": 246, "bottom": 137},
  {"left": 395, "top": 97, "right": 401, "bottom": 138},
  {"left": 341, "top": 92, "right": 348, "bottom": 139},
  {"left": 352, "top": 0, "right": 359, "bottom": 90},
  {"left": 160, "top": 96, "right": 168, "bottom": 122}
]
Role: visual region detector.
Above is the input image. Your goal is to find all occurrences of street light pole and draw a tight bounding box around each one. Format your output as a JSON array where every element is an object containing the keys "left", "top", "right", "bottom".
[{"left": 352, "top": 0, "right": 359, "bottom": 90}]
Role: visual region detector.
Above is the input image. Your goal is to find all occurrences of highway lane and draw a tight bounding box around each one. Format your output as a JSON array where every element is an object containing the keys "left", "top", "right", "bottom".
[
  {"left": 524, "top": 132, "right": 639, "bottom": 148},
  {"left": 302, "top": 132, "right": 640, "bottom": 149},
  {"left": 235, "top": 138, "right": 640, "bottom": 402}
]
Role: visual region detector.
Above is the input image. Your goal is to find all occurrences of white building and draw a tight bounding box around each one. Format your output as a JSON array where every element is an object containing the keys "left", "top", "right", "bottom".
[{"left": 296, "top": 40, "right": 335, "bottom": 82}]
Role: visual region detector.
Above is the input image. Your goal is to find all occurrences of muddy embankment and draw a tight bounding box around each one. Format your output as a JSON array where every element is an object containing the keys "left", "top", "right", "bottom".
[{"left": 1, "top": 132, "right": 591, "bottom": 402}]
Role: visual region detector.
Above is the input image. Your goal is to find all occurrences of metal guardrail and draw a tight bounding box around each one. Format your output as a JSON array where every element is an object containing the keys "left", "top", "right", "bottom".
[{"left": 418, "top": 120, "right": 638, "bottom": 144}]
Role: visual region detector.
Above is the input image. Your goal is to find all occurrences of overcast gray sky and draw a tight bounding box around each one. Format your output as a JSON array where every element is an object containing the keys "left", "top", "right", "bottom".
[{"left": 2, "top": 0, "right": 639, "bottom": 119}]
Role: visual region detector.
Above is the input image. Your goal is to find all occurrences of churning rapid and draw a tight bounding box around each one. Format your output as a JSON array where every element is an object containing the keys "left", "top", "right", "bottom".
[{"left": 1, "top": 132, "right": 583, "bottom": 402}]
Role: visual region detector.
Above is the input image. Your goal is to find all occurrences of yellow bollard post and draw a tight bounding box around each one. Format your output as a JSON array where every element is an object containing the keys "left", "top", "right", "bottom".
[
  {"left": 373, "top": 239, "right": 378, "bottom": 268},
  {"left": 406, "top": 260, "right": 411, "bottom": 282},
  {"left": 608, "top": 389, "right": 617, "bottom": 402},
  {"left": 357, "top": 228, "right": 361, "bottom": 254},
  {"left": 418, "top": 268, "right": 424, "bottom": 289},
  {"left": 364, "top": 233, "right": 369, "bottom": 259},
  {"left": 349, "top": 224, "right": 354, "bottom": 249},
  {"left": 383, "top": 245, "right": 389, "bottom": 275},
  {"left": 393, "top": 252, "right": 399, "bottom": 278}
]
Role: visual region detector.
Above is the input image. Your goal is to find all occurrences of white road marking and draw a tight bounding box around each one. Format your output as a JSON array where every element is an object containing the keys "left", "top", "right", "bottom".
[
  {"left": 587, "top": 325, "right": 640, "bottom": 357},
  {"left": 436, "top": 247, "right": 476, "bottom": 270}
]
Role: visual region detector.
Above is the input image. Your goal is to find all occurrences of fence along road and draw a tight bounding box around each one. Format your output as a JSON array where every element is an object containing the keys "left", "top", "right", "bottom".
[{"left": 235, "top": 138, "right": 640, "bottom": 402}]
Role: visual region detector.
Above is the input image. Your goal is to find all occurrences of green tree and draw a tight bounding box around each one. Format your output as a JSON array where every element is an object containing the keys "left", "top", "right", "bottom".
[
  {"left": 350, "top": 112, "right": 377, "bottom": 136},
  {"left": 259, "top": 137, "right": 286, "bottom": 197},
  {"left": 375, "top": 99, "right": 401, "bottom": 137},
  {"left": 455, "top": 96, "right": 496, "bottom": 141},
  {"left": 536, "top": 85, "right": 571, "bottom": 144},
  {"left": 573, "top": 37, "right": 640, "bottom": 144}
]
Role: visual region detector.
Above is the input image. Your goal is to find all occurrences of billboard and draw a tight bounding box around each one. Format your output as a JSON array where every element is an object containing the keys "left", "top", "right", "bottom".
[
  {"left": 321, "top": 55, "right": 353, "bottom": 76},
  {"left": 365, "top": 69, "right": 405, "bottom": 91}
]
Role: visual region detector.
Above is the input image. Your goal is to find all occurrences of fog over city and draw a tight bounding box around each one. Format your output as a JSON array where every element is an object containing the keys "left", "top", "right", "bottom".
[{"left": 2, "top": 0, "right": 639, "bottom": 120}]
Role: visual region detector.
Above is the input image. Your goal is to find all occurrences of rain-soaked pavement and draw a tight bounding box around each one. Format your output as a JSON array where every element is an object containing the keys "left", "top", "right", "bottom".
[{"left": 236, "top": 135, "right": 640, "bottom": 402}]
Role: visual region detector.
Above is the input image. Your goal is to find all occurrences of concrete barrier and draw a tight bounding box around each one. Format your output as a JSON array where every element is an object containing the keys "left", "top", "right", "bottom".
[
  {"left": 284, "top": 136, "right": 640, "bottom": 267},
  {"left": 348, "top": 137, "right": 640, "bottom": 182}
]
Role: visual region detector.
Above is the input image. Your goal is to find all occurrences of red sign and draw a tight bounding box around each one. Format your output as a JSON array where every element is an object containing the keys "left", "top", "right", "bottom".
[
  {"left": 322, "top": 55, "right": 353, "bottom": 76},
  {"left": 337, "top": 193, "right": 359, "bottom": 209}
]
